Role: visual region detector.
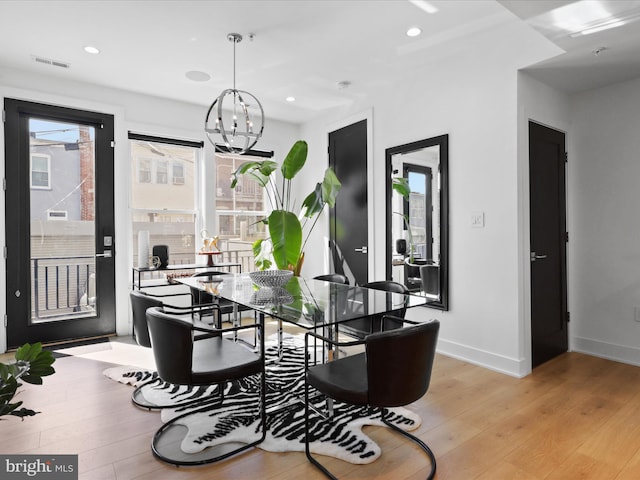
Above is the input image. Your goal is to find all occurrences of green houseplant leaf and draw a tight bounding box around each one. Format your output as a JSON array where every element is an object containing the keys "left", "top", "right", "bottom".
[
  {"left": 268, "top": 210, "right": 302, "bottom": 270},
  {"left": 302, "top": 168, "right": 341, "bottom": 218},
  {"left": 230, "top": 160, "right": 279, "bottom": 188},
  {"left": 321, "top": 168, "right": 341, "bottom": 208},
  {"left": 392, "top": 177, "right": 411, "bottom": 198},
  {"left": 281, "top": 140, "right": 307, "bottom": 180},
  {"left": 1, "top": 342, "right": 55, "bottom": 420}
]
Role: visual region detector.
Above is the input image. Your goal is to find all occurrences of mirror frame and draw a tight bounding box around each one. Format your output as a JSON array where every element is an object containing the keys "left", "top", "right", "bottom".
[{"left": 385, "top": 134, "right": 449, "bottom": 310}]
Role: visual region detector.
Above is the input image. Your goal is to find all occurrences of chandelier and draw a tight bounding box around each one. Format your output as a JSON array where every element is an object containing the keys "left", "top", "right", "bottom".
[{"left": 205, "top": 33, "right": 264, "bottom": 154}]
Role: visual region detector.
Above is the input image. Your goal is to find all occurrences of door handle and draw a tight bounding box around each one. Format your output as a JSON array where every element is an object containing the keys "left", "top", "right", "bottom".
[
  {"left": 530, "top": 252, "right": 547, "bottom": 262},
  {"left": 96, "top": 250, "right": 112, "bottom": 258},
  {"left": 354, "top": 246, "right": 368, "bottom": 254}
]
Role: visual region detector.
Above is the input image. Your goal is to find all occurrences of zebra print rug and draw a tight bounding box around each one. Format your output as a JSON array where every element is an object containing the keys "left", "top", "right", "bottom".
[{"left": 103, "top": 334, "right": 422, "bottom": 464}]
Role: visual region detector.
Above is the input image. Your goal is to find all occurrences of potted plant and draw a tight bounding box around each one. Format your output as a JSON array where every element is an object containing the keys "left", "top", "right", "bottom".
[
  {"left": 392, "top": 177, "right": 417, "bottom": 262},
  {"left": 231, "top": 140, "right": 341, "bottom": 275},
  {"left": 0, "top": 343, "right": 56, "bottom": 420}
]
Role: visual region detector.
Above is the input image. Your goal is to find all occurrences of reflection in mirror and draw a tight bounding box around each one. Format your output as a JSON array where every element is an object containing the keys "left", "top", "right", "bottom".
[{"left": 385, "top": 135, "right": 448, "bottom": 310}]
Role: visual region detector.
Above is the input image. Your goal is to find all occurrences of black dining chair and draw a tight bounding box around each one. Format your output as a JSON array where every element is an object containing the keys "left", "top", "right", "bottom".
[
  {"left": 129, "top": 290, "right": 221, "bottom": 409},
  {"left": 339, "top": 280, "right": 409, "bottom": 339},
  {"left": 189, "top": 271, "right": 254, "bottom": 326},
  {"left": 146, "top": 305, "right": 266, "bottom": 466},
  {"left": 420, "top": 264, "right": 440, "bottom": 298},
  {"left": 313, "top": 273, "right": 349, "bottom": 285},
  {"left": 304, "top": 317, "right": 440, "bottom": 480}
]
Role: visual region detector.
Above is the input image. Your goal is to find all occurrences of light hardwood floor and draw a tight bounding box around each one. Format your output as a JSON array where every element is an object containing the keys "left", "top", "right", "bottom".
[{"left": 3, "top": 336, "right": 640, "bottom": 480}]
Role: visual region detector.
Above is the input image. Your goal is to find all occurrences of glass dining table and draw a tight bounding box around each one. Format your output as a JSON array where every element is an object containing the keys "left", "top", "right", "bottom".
[{"left": 178, "top": 272, "right": 429, "bottom": 358}]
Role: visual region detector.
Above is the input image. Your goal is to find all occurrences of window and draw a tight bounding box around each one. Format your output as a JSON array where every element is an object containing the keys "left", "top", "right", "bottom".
[
  {"left": 215, "top": 152, "right": 269, "bottom": 243},
  {"left": 173, "top": 163, "right": 185, "bottom": 185},
  {"left": 30, "top": 153, "right": 51, "bottom": 189},
  {"left": 129, "top": 134, "right": 202, "bottom": 267},
  {"left": 156, "top": 160, "right": 168, "bottom": 184},
  {"left": 138, "top": 158, "right": 151, "bottom": 183}
]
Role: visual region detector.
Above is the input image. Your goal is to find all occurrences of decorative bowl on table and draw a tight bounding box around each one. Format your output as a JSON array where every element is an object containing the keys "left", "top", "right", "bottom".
[
  {"left": 250, "top": 287, "right": 294, "bottom": 306},
  {"left": 249, "top": 270, "right": 293, "bottom": 288}
]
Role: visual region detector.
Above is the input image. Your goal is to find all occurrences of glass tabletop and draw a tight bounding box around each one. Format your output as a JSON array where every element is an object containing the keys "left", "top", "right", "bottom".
[{"left": 178, "top": 273, "right": 428, "bottom": 329}]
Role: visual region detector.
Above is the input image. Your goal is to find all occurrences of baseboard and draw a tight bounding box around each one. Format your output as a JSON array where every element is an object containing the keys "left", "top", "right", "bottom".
[
  {"left": 571, "top": 336, "right": 640, "bottom": 367},
  {"left": 436, "top": 338, "right": 528, "bottom": 378}
]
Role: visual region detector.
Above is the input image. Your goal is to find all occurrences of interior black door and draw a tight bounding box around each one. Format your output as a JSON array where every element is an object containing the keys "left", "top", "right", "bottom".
[
  {"left": 329, "top": 120, "right": 368, "bottom": 285},
  {"left": 4, "top": 99, "right": 116, "bottom": 348},
  {"left": 529, "top": 121, "right": 568, "bottom": 367}
]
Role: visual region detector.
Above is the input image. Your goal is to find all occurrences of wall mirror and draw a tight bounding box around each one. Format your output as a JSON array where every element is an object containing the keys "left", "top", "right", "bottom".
[{"left": 385, "top": 134, "right": 448, "bottom": 310}]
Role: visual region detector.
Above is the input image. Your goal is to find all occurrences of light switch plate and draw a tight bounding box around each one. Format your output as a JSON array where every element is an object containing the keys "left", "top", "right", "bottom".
[{"left": 471, "top": 211, "right": 485, "bottom": 228}]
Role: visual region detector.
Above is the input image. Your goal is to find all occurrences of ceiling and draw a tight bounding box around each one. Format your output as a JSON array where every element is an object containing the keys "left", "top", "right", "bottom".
[{"left": 1, "top": 1, "right": 639, "bottom": 124}]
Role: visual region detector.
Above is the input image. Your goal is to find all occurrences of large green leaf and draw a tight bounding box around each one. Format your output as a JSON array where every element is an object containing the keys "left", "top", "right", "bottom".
[
  {"left": 301, "top": 168, "right": 341, "bottom": 218},
  {"left": 268, "top": 210, "right": 302, "bottom": 270},
  {"left": 230, "top": 160, "right": 279, "bottom": 188},
  {"left": 14, "top": 343, "right": 55, "bottom": 385},
  {"left": 321, "top": 167, "right": 341, "bottom": 208},
  {"left": 392, "top": 177, "right": 411, "bottom": 199},
  {"left": 281, "top": 140, "right": 307, "bottom": 180},
  {"left": 301, "top": 183, "right": 324, "bottom": 218}
]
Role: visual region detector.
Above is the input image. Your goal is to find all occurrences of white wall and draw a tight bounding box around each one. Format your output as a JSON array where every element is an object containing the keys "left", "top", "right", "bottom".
[
  {"left": 298, "top": 19, "right": 561, "bottom": 376},
  {"left": 568, "top": 76, "right": 640, "bottom": 366},
  {"left": 0, "top": 67, "right": 299, "bottom": 353}
]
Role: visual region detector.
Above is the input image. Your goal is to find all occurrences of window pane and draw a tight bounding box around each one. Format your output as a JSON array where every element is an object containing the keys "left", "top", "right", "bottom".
[
  {"left": 130, "top": 141, "right": 196, "bottom": 210},
  {"left": 138, "top": 158, "right": 151, "bottom": 184},
  {"left": 29, "top": 118, "right": 97, "bottom": 322},
  {"left": 156, "top": 160, "right": 168, "bottom": 184},
  {"left": 132, "top": 212, "right": 197, "bottom": 266},
  {"left": 214, "top": 153, "right": 267, "bottom": 268},
  {"left": 130, "top": 138, "right": 199, "bottom": 267}
]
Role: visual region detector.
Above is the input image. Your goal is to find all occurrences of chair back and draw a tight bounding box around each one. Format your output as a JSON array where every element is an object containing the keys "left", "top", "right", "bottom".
[
  {"left": 314, "top": 274, "right": 349, "bottom": 285},
  {"left": 365, "top": 320, "right": 440, "bottom": 407},
  {"left": 130, "top": 290, "right": 163, "bottom": 347},
  {"left": 146, "top": 306, "right": 195, "bottom": 385},
  {"left": 363, "top": 280, "right": 409, "bottom": 318},
  {"left": 420, "top": 264, "right": 440, "bottom": 297}
]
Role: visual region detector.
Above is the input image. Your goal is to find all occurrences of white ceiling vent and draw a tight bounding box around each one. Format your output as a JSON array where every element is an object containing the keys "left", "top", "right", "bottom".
[{"left": 31, "top": 55, "right": 70, "bottom": 69}]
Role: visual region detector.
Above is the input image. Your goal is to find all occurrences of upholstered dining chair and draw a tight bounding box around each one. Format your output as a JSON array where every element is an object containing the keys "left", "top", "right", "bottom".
[
  {"left": 420, "top": 264, "right": 440, "bottom": 298},
  {"left": 146, "top": 305, "right": 266, "bottom": 466},
  {"left": 304, "top": 317, "right": 440, "bottom": 480},
  {"left": 189, "top": 271, "right": 254, "bottom": 327},
  {"left": 339, "top": 280, "right": 409, "bottom": 339},
  {"left": 129, "top": 290, "right": 220, "bottom": 409},
  {"left": 313, "top": 273, "right": 349, "bottom": 285}
]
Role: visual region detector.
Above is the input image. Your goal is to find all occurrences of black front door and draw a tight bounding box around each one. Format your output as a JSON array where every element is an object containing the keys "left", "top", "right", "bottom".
[
  {"left": 4, "top": 99, "right": 116, "bottom": 348},
  {"left": 529, "top": 121, "right": 568, "bottom": 367},
  {"left": 329, "top": 120, "right": 368, "bottom": 285}
]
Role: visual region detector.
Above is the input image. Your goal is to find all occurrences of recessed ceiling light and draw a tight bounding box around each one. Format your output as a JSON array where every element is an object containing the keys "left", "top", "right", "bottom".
[
  {"left": 406, "top": 27, "right": 422, "bottom": 37},
  {"left": 337, "top": 80, "right": 351, "bottom": 89},
  {"left": 286, "top": 96, "right": 296, "bottom": 102},
  {"left": 83, "top": 46, "right": 100, "bottom": 55},
  {"left": 185, "top": 70, "right": 211, "bottom": 82}
]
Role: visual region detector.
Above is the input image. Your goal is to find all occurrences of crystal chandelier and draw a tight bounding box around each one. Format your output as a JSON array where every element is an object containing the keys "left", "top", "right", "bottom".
[{"left": 205, "top": 33, "right": 264, "bottom": 154}]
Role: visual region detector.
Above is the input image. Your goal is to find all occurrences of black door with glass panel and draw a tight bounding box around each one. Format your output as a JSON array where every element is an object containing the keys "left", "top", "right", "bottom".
[{"left": 4, "top": 99, "right": 115, "bottom": 348}]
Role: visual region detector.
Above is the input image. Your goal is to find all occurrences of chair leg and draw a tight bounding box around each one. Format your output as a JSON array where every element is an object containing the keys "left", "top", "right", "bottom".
[
  {"left": 380, "top": 407, "right": 436, "bottom": 480},
  {"left": 304, "top": 382, "right": 338, "bottom": 480},
  {"left": 151, "top": 372, "right": 266, "bottom": 467}
]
